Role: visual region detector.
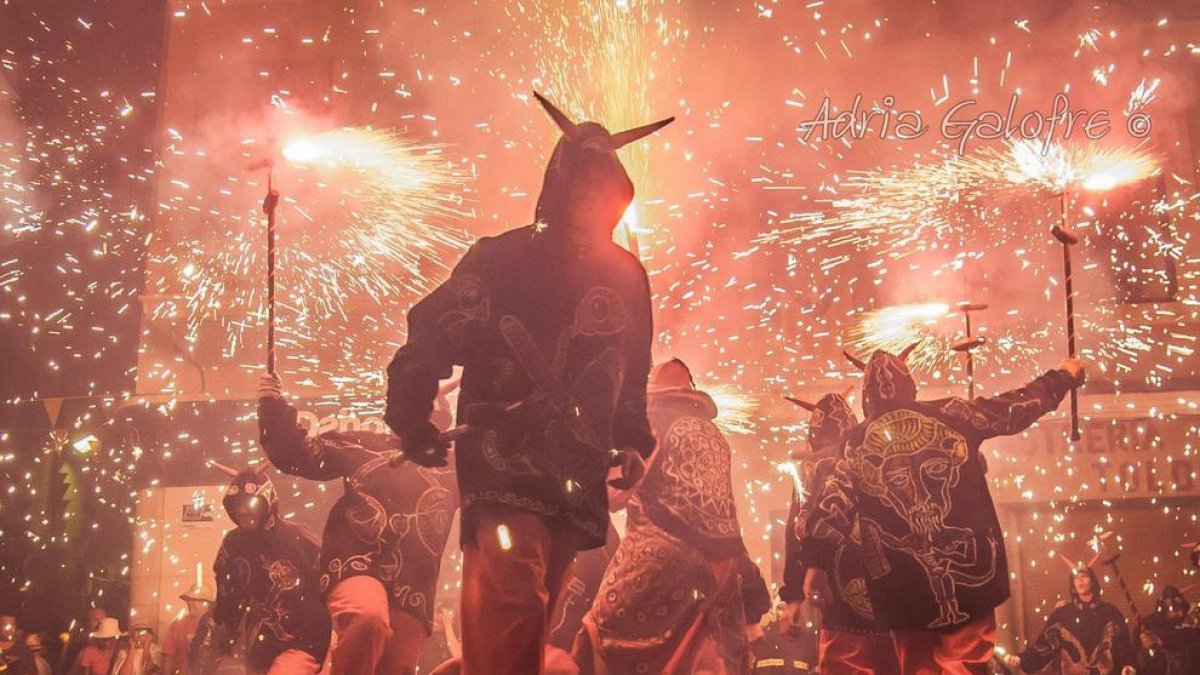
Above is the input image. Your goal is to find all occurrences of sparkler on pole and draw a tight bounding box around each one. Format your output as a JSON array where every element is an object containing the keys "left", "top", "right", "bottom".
[
  {"left": 248, "top": 158, "right": 280, "bottom": 374},
  {"left": 1006, "top": 141, "right": 1159, "bottom": 441},
  {"left": 950, "top": 302, "right": 987, "bottom": 400},
  {"left": 1094, "top": 531, "right": 1141, "bottom": 630},
  {"left": 1051, "top": 212, "right": 1081, "bottom": 441}
]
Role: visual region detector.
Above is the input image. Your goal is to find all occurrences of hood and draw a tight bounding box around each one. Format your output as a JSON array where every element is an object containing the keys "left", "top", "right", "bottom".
[
  {"left": 808, "top": 393, "right": 859, "bottom": 453},
  {"left": 648, "top": 388, "right": 719, "bottom": 420},
  {"left": 849, "top": 346, "right": 918, "bottom": 419},
  {"left": 1157, "top": 585, "right": 1190, "bottom": 615},
  {"left": 786, "top": 391, "right": 858, "bottom": 454},
  {"left": 532, "top": 92, "right": 672, "bottom": 241},
  {"left": 211, "top": 461, "right": 279, "bottom": 527}
]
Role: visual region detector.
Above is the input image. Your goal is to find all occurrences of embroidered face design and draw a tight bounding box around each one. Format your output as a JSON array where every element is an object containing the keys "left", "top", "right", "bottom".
[{"left": 852, "top": 410, "right": 968, "bottom": 537}]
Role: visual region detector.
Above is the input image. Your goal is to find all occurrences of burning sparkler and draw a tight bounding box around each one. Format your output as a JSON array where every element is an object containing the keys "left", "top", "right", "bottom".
[
  {"left": 708, "top": 384, "right": 759, "bottom": 436},
  {"left": 158, "top": 127, "right": 469, "bottom": 393},
  {"left": 846, "top": 303, "right": 951, "bottom": 372}
]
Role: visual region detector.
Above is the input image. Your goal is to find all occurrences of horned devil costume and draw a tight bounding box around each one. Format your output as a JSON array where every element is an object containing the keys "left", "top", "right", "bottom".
[
  {"left": 209, "top": 463, "right": 330, "bottom": 674},
  {"left": 781, "top": 391, "right": 899, "bottom": 674},
  {"left": 574, "top": 359, "right": 770, "bottom": 675},
  {"left": 385, "top": 92, "right": 669, "bottom": 675},
  {"left": 798, "top": 347, "right": 1077, "bottom": 672},
  {"left": 1012, "top": 558, "right": 1134, "bottom": 674},
  {"left": 258, "top": 379, "right": 458, "bottom": 675}
]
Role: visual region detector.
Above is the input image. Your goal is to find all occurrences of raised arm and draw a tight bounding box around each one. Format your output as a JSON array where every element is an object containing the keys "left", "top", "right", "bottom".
[
  {"left": 943, "top": 360, "right": 1082, "bottom": 441},
  {"left": 257, "top": 375, "right": 340, "bottom": 481}
]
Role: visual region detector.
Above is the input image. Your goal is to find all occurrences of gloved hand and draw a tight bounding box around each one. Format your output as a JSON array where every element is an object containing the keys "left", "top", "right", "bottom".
[
  {"left": 1058, "top": 358, "right": 1086, "bottom": 387},
  {"left": 400, "top": 421, "right": 451, "bottom": 467},
  {"left": 258, "top": 372, "right": 283, "bottom": 400}
]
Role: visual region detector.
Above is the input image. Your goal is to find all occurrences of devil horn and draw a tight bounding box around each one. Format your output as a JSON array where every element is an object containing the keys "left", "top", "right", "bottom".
[
  {"left": 785, "top": 396, "right": 817, "bottom": 412},
  {"left": 208, "top": 461, "right": 240, "bottom": 478},
  {"left": 533, "top": 91, "right": 576, "bottom": 134},
  {"left": 1058, "top": 553, "right": 1079, "bottom": 573},
  {"left": 610, "top": 117, "right": 675, "bottom": 149},
  {"left": 840, "top": 385, "right": 855, "bottom": 398},
  {"left": 254, "top": 461, "right": 273, "bottom": 477},
  {"left": 1086, "top": 551, "right": 1103, "bottom": 569},
  {"left": 899, "top": 342, "right": 920, "bottom": 362},
  {"left": 843, "top": 350, "right": 867, "bottom": 371}
]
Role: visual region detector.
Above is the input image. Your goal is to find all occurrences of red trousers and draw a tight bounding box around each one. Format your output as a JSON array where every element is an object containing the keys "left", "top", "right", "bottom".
[
  {"left": 326, "top": 575, "right": 428, "bottom": 675},
  {"left": 819, "top": 629, "right": 900, "bottom": 675},
  {"left": 890, "top": 612, "right": 996, "bottom": 675},
  {"left": 460, "top": 506, "right": 577, "bottom": 675}
]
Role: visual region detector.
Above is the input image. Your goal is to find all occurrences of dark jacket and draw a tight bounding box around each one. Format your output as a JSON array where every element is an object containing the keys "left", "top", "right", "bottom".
[
  {"left": 801, "top": 350, "right": 1073, "bottom": 631},
  {"left": 1019, "top": 575, "right": 1134, "bottom": 674},
  {"left": 386, "top": 229, "right": 654, "bottom": 550},
  {"left": 258, "top": 396, "right": 457, "bottom": 632},
  {"left": 781, "top": 393, "right": 883, "bottom": 634},
  {"left": 212, "top": 472, "right": 330, "bottom": 670}
]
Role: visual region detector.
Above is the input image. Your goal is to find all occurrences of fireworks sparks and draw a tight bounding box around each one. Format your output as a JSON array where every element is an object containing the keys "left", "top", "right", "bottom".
[
  {"left": 1005, "top": 140, "right": 1159, "bottom": 194},
  {"left": 2, "top": 0, "right": 1198, "bottom": 639},
  {"left": 149, "top": 127, "right": 469, "bottom": 395},
  {"left": 846, "top": 303, "right": 950, "bottom": 372},
  {"left": 708, "top": 384, "right": 759, "bottom": 436}
]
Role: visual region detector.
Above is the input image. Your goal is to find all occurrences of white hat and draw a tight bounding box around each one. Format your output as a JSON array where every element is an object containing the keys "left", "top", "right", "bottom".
[{"left": 90, "top": 617, "right": 122, "bottom": 639}]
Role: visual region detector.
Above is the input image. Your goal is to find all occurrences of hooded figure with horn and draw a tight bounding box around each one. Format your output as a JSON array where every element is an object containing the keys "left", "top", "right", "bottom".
[
  {"left": 1005, "top": 555, "right": 1135, "bottom": 675},
  {"left": 256, "top": 373, "right": 459, "bottom": 675},
  {"left": 385, "top": 92, "right": 669, "bottom": 675},
  {"left": 572, "top": 359, "right": 769, "bottom": 675},
  {"left": 798, "top": 346, "right": 1084, "bottom": 672},
  {"left": 779, "top": 389, "right": 900, "bottom": 674},
  {"left": 209, "top": 461, "right": 330, "bottom": 674}
]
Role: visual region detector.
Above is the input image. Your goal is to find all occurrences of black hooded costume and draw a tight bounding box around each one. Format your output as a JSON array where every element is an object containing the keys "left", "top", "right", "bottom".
[
  {"left": 780, "top": 391, "right": 884, "bottom": 636},
  {"left": 211, "top": 466, "right": 330, "bottom": 672},
  {"left": 1017, "top": 566, "right": 1134, "bottom": 674},
  {"left": 1140, "top": 585, "right": 1200, "bottom": 675},
  {"left": 385, "top": 93, "right": 668, "bottom": 550},
  {"left": 257, "top": 393, "right": 458, "bottom": 633},
  {"left": 799, "top": 348, "right": 1075, "bottom": 632}
]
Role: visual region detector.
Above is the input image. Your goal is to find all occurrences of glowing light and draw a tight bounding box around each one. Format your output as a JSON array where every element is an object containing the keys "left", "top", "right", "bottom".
[
  {"left": 848, "top": 303, "right": 951, "bottom": 371},
  {"left": 496, "top": 524, "right": 513, "bottom": 551},
  {"left": 708, "top": 384, "right": 758, "bottom": 436},
  {"left": 71, "top": 434, "right": 100, "bottom": 454}
]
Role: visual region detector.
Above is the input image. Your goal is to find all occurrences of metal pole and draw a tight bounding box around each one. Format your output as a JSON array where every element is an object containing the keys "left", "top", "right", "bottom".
[
  {"left": 1052, "top": 191, "right": 1081, "bottom": 441},
  {"left": 264, "top": 167, "right": 280, "bottom": 375}
]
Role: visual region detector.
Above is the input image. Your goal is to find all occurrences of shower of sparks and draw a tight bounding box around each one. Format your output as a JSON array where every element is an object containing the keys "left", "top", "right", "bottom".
[
  {"left": 150, "top": 127, "right": 469, "bottom": 393},
  {"left": 846, "top": 303, "right": 951, "bottom": 372},
  {"left": 709, "top": 384, "right": 759, "bottom": 436},
  {"left": 1004, "top": 139, "right": 1159, "bottom": 194},
  {"left": 2, "top": 0, "right": 1198, "bottom": 636}
]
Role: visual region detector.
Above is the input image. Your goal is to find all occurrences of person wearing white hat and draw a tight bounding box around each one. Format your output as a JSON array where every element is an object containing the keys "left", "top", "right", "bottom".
[
  {"left": 110, "top": 621, "right": 161, "bottom": 675},
  {"left": 162, "top": 582, "right": 214, "bottom": 675},
  {"left": 72, "top": 617, "right": 119, "bottom": 675}
]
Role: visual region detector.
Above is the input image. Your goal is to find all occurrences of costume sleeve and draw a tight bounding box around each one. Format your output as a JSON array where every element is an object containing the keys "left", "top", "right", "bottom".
[
  {"left": 947, "top": 369, "right": 1074, "bottom": 442},
  {"left": 612, "top": 265, "right": 656, "bottom": 458},
  {"left": 212, "top": 544, "right": 238, "bottom": 632},
  {"left": 1111, "top": 609, "right": 1136, "bottom": 671},
  {"left": 796, "top": 459, "right": 857, "bottom": 573},
  {"left": 258, "top": 397, "right": 341, "bottom": 480},
  {"left": 386, "top": 244, "right": 487, "bottom": 437},
  {"left": 739, "top": 553, "right": 773, "bottom": 624},
  {"left": 779, "top": 494, "right": 807, "bottom": 603},
  {"left": 1016, "top": 608, "right": 1065, "bottom": 673}
]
